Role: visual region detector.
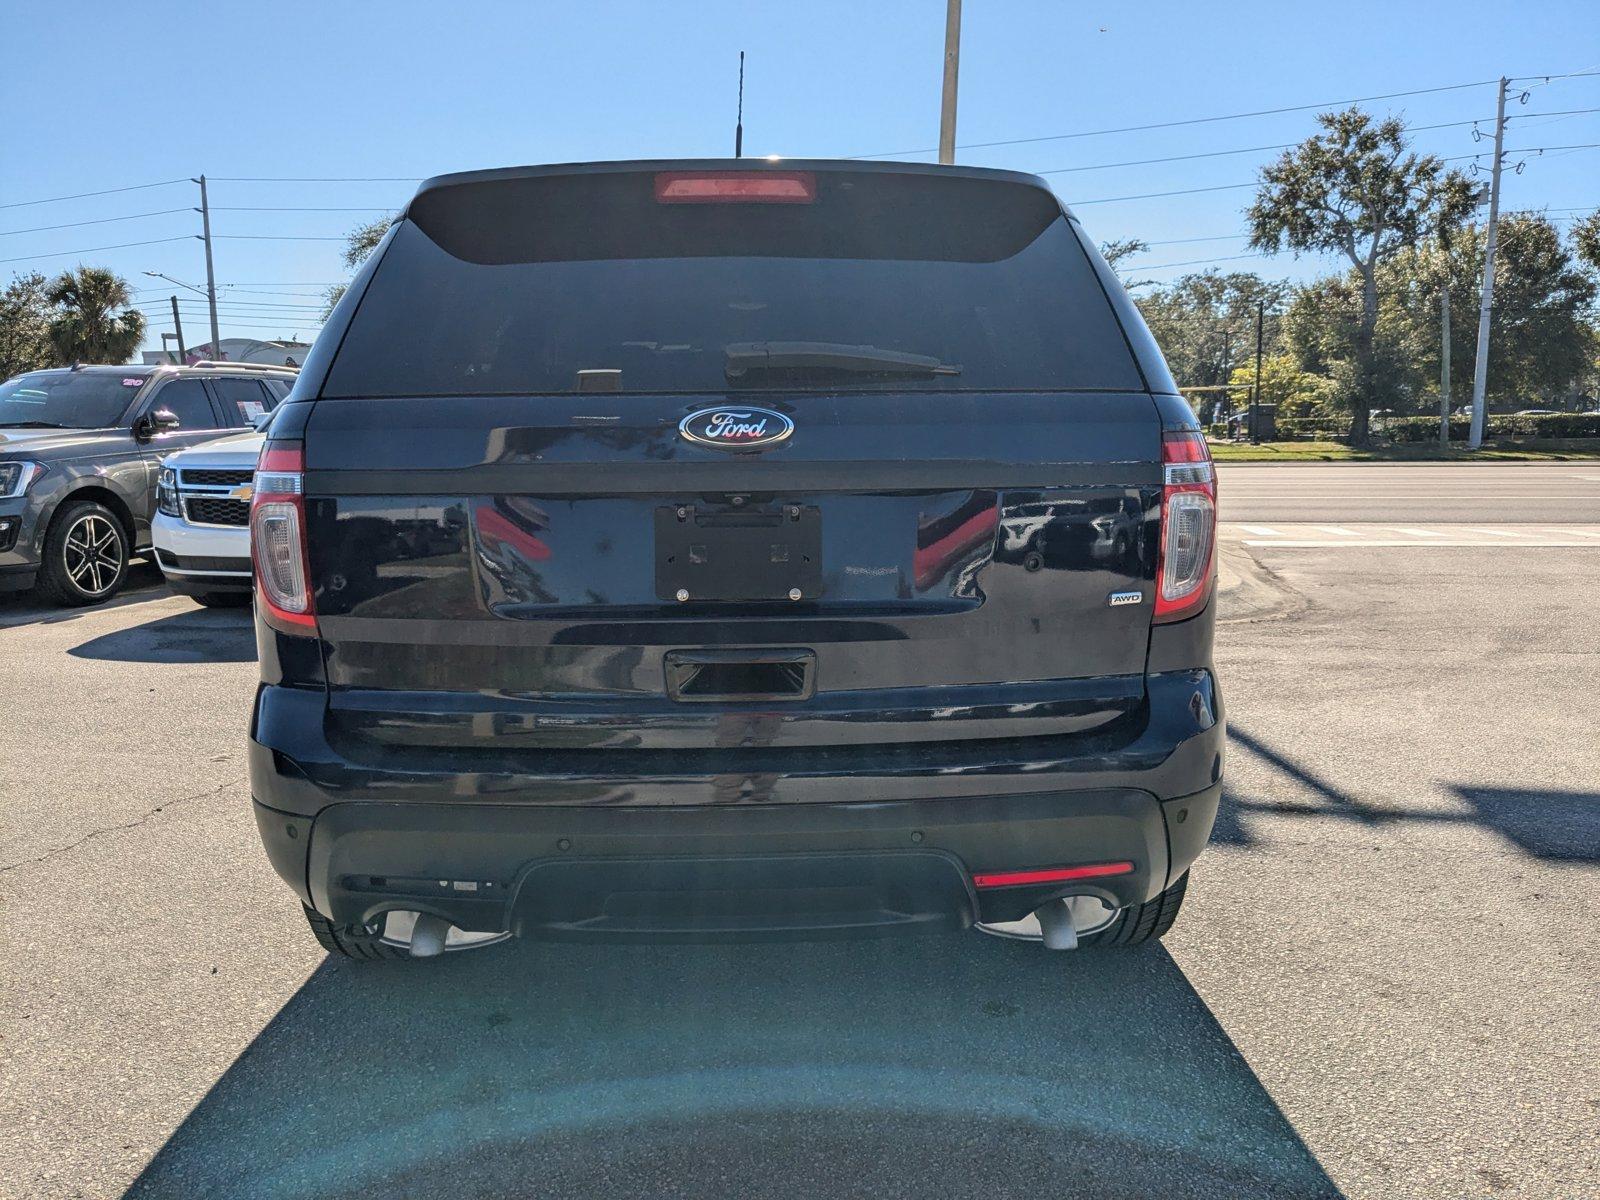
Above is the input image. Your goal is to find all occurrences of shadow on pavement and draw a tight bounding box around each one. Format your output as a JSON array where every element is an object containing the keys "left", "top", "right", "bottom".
[
  {"left": 1215, "top": 727, "right": 1598, "bottom": 865},
  {"left": 0, "top": 560, "right": 169, "bottom": 630},
  {"left": 126, "top": 934, "right": 1342, "bottom": 1200},
  {"left": 1450, "top": 786, "right": 1599, "bottom": 863},
  {"left": 68, "top": 605, "right": 256, "bottom": 664}
]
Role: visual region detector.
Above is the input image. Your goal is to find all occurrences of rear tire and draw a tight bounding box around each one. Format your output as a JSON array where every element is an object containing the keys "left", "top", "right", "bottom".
[
  {"left": 1079, "top": 871, "right": 1189, "bottom": 948},
  {"left": 37, "top": 500, "right": 129, "bottom": 606},
  {"left": 193, "top": 591, "right": 251, "bottom": 608},
  {"left": 301, "top": 904, "right": 408, "bottom": 961}
]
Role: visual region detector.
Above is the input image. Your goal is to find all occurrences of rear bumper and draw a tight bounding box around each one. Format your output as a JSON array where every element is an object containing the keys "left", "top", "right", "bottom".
[{"left": 250, "top": 669, "right": 1223, "bottom": 940}]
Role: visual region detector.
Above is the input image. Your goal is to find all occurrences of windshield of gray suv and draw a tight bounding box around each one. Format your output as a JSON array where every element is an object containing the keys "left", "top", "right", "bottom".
[{"left": 0, "top": 371, "right": 145, "bottom": 428}]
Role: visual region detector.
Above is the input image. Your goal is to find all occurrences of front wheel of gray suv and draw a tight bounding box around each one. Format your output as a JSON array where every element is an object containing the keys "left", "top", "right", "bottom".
[{"left": 37, "top": 500, "right": 129, "bottom": 606}]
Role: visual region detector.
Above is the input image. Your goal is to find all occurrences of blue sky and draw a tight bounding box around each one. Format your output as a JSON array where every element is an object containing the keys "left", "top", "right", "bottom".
[{"left": 4, "top": 0, "right": 1597, "bottom": 356}]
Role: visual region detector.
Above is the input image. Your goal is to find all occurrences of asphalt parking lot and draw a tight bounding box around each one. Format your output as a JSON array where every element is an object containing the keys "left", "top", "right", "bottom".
[{"left": 3, "top": 466, "right": 1598, "bottom": 1200}]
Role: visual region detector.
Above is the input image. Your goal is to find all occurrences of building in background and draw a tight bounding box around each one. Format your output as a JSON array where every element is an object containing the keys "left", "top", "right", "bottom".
[{"left": 142, "top": 338, "right": 313, "bottom": 368}]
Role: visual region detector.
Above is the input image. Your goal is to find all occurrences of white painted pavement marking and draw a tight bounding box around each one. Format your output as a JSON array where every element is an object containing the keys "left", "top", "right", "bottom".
[{"left": 1223, "top": 522, "right": 1600, "bottom": 548}]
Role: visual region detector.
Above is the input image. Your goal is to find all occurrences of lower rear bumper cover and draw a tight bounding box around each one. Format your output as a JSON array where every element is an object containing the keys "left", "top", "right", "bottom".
[
  {"left": 250, "top": 670, "right": 1223, "bottom": 939},
  {"left": 256, "top": 784, "right": 1221, "bottom": 938}
]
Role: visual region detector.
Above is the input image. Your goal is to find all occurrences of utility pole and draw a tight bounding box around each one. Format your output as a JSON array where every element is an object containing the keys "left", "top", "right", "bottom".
[
  {"left": 169, "top": 295, "right": 187, "bottom": 364},
  {"left": 1439, "top": 288, "right": 1451, "bottom": 446},
  {"left": 1220, "top": 327, "right": 1232, "bottom": 424},
  {"left": 194, "top": 175, "right": 222, "bottom": 359},
  {"left": 734, "top": 51, "right": 745, "bottom": 159},
  {"left": 1467, "top": 78, "right": 1508, "bottom": 450},
  {"left": 938, "top": 0, "right": 962, "bottom": 164},
  {"left": 1252, "top": 300, "right": 1265, "bottom": 444}
]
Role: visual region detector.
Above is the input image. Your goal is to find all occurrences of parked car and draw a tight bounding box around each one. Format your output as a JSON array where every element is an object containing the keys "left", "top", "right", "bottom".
[
  {"left": 0, "top": 362, "right": 294, "bottom": 605},
  {"left": 249, "top": 160, "right": 1222, "bottom": 962},
  {"left": 152, "top": 416, "right": 274, "bottom": 607}
]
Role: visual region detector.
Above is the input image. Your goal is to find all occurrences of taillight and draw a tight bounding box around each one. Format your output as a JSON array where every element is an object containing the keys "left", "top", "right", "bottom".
[
  {"left": 251, "top": 441, "right": 315, "bottom": 634},
  {"left": 1154, "top": 430, "right": 1216, "bottom": 624},
  {"left": 654, "top": 170, "right": 816, "bottom": 204}
]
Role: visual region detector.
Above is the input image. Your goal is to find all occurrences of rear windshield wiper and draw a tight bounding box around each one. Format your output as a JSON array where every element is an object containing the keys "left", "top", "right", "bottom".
[{"left": 725, "top": 341, "right": 961, "bottom": 382}]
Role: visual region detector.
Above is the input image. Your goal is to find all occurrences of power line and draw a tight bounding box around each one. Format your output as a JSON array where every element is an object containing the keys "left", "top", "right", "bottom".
[
  {"left": 851, "top": 76, "right": 1503, "bottom": 160},
  {"left": 0, "top": 178, "right": 189, "bottom": 211},
  {"left": 0, "top": 236, "right": 193, "bottom": 265},
  {"left": 212, "top": 234, "right": 347, "bottom": 242},
  {"left": 209, "top": 175, "right": 421, "bottom": 183},
  {"left": 1135, "top": 252, "right": 1278, "bottom": 271},
  {"left": 1514, "top": 67, "right": 1600, "bottom": 90},
  {"left": 1036, "top": 112, "right": 1595, "bottom": 177},
  {"left": 211, "top": 206, "right": 394, "bottom": 212},
  {"left": 0, "top": 208, "right": 192, "bottom": 238},
  {"left": 1072, "top": 181, "right": 1258, "bottom": 206}
]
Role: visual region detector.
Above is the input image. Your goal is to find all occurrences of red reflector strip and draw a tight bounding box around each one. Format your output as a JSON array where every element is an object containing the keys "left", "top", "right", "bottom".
[
  {"left": 971, "top": 861, "right": 1135, "bottom": 889},
  {"left": 654, "top": 171, "right": 816, "bottom": 204}
]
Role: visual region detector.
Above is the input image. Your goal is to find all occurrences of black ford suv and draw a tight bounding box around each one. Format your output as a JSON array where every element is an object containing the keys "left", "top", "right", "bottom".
[
  {"left": 249, "top": 160, "right": 1222, "bottom": 961},
  {"left": 0, "top": 362, "right": 291, "bottom": 605}
]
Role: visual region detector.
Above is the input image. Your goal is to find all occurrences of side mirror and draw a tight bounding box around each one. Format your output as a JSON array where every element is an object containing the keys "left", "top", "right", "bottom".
[
  {"left": 251, "top": 411, "right": 275, "bottom": 432},
  {"left": 149, "top": 408, "right": 181, "bottom": 435}
]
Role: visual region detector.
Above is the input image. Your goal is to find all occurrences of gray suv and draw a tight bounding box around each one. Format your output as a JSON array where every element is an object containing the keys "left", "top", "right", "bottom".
[{"left": 0, "top": 362, "right": 293, "bottom": 605}]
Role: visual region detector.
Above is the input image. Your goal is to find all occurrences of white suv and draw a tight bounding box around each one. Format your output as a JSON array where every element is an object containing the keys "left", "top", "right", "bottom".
[{"left": 152, "top": 421, "right": 270, "bottom": 607}]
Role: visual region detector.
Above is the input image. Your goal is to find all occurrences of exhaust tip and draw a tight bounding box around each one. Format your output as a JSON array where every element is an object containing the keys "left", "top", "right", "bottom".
[{"left": 1035, "top": 899, "right": 1079, "bottom": 951}]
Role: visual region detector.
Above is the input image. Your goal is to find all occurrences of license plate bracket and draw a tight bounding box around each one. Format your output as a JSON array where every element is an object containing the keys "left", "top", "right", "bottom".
[{"left": 655, "top": 504, "right": 822, "bottom": 602}]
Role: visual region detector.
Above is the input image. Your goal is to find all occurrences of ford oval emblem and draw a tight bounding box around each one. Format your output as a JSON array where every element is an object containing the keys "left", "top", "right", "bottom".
[{"left": 678, "top": 406, "right": 794, "bottom": 451}]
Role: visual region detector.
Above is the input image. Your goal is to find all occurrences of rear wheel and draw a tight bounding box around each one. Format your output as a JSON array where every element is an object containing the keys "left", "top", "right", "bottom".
[
  {"left": 37, "top": 500, "right": 129, "bottom": 606},
  {"left": 1079, "top": 871, "right": 1189, "bottom": 948},
  {"left": 301, "top": 904, "right": 408, "bottom": 961},
  {"left": 192, "top": 591, "right": 251, "bottom": 608}
]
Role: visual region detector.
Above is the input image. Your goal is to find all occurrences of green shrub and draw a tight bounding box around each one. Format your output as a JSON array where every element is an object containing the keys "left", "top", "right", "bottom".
[{"left": 1384, "top": 412, "right": 1600, "bottom": 442}]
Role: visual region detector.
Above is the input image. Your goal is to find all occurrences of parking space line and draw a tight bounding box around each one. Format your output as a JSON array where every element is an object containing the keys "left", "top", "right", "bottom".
[
  {"left": 1467, "top": 528, "right": 1534, "bottom": 537},
  {"left": 1390, "top": 527, "right": 1446, "bottom": 537},
  {"left": 1313, "top": 526, "right": 1363, "bottom": 536},
  {"left": 1238, "top": 525, "right": 1282, "bottom": 536}
]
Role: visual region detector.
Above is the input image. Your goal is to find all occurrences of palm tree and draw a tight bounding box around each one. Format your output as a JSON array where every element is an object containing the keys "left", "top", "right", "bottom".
[{"left": 45, "top": 266, "right": 146, "bottom": 365}]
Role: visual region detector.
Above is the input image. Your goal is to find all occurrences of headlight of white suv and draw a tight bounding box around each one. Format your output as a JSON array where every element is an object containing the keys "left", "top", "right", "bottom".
[
  {"left": 0, "top": 460, "right": 45, "bottom": 498},
  {"left": 156, "top": 465, "right": 180, "bottom": 517}
]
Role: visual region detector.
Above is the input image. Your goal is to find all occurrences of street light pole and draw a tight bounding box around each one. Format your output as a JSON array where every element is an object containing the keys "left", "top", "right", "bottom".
[
  {"left": 194, "top": 175, "right": 222, "bottom": 358},
  {"left": 1467, "top": 78, "right": 1508, "bottom": 451},
  {"left": 938, "top": 0, "right": 962, "bottom": 165},
  {"left": 1252, "top": 300, "right": 1265, "bottom": 444},
  {"left": 1439, "top": 288, "right": 1451, "bottom": 446}
]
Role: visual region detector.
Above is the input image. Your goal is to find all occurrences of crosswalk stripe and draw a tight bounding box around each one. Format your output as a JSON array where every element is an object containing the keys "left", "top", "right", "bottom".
[
  {"left": 1556, "top": 529, "right": 1600, "bottom": 538},
  {"left": 1391, "top": 527, "right": 1446, "bottom": 537},
  {"left": 1238, "top": 525, "right": 1281, "bottom": 536},
  {"left": 1466, "top": 528, "right": 1534, "bottom": 537},
  {"left": 1313, "top": 526, "right": 1362, "bottom": 536}
]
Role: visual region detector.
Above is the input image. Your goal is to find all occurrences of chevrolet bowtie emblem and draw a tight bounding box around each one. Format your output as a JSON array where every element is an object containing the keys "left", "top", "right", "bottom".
[{"left": 229, "top": 484, "right": 254, "bottom": 501}]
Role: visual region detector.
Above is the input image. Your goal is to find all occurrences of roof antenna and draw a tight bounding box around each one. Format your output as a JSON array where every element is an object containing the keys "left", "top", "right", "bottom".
[{"left": 734, "top": 50, "right": 745, "bottom": 158}]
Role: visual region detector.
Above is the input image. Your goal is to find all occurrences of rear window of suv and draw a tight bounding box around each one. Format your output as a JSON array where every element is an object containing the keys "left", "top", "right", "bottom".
[{"left": 321, "top": 168, "right": 1143, "bottom": 397}]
